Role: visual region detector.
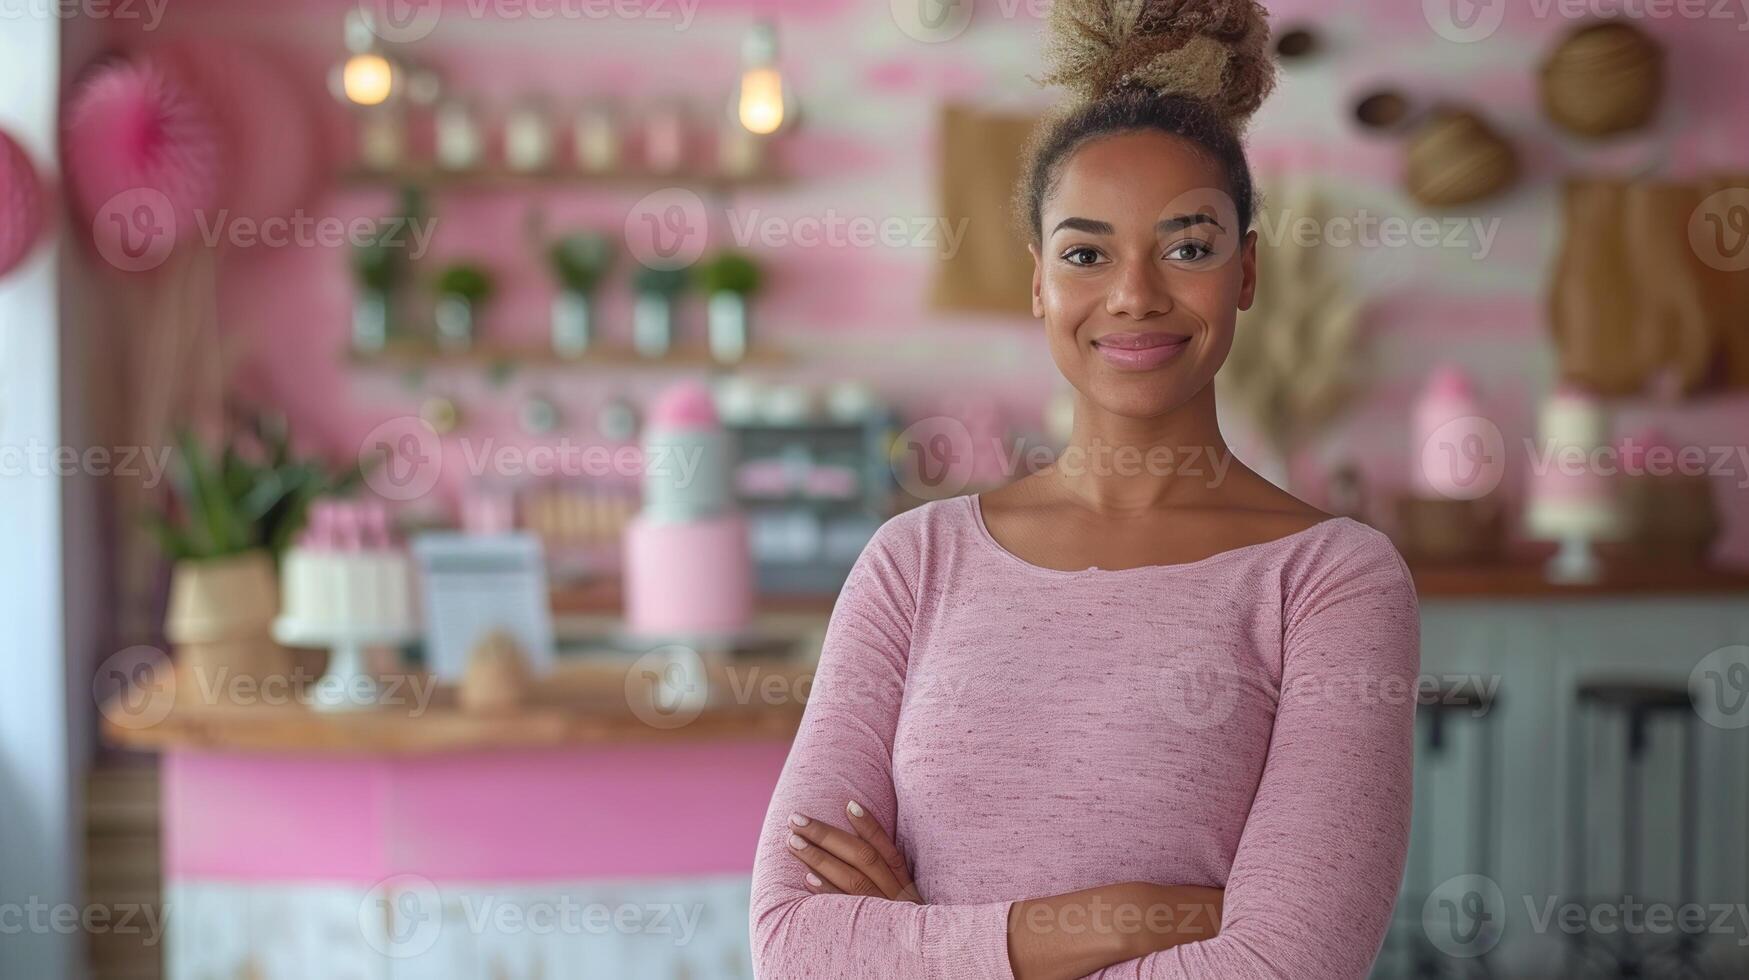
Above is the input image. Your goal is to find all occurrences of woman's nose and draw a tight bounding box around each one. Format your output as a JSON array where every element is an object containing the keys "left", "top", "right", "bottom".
[{"left": 1104, "top": 258, "right": 1173, "bottom": 320}]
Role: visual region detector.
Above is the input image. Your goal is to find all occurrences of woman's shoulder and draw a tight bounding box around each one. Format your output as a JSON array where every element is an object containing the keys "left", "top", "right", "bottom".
[
  {"left": 1276, "top": 516, "right": 1420, "bottom": 620},
  {"left": 863, "top": 494, "right": 980, "bottom": 558}
]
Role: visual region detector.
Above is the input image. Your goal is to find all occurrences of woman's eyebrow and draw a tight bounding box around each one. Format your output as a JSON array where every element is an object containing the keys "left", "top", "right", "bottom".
[
  {"left": 1050, "top": 217, "right": 1113, "bottom": 236},
  {"left": 1158, "top": 213, "right": 1224, "bottom": 234}
]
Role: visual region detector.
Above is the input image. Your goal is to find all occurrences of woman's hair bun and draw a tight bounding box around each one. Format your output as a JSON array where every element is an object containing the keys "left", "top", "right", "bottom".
[{"left": 1040, "top": 0, "right": 1278, "bottom": 127}]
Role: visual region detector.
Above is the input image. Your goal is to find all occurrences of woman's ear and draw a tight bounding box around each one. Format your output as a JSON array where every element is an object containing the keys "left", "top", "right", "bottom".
[
  {"left": 1028, "top": 242, "right": 1044, "bottom": 318},
  {"left": 1236, "top": 229, "right": 1259, "bottom": 313}
]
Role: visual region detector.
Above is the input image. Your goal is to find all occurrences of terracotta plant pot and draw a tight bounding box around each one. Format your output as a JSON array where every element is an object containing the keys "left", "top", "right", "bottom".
[{"left": 165, "top": 550, "right": 292, "bottom": 698}]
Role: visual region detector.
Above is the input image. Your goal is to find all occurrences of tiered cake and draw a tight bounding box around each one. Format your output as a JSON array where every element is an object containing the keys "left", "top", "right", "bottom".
[
  {"left": 1525, "top": 386, "right": 1623, "bottom": 541},
  {"left": 278, "top": 501, "right": 417, "bottom": 640},
  {"left": 623, "top": 382, "right": 753, "bottom": 643},
  {"left": 1525, "top": 386, "right": 1624, "bottom": 582}
]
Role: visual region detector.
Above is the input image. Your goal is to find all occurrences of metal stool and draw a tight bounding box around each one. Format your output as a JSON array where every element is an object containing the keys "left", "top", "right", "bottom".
[
  {"left": 1566, "top": 679, "right": 1708, "bottom": 979},
  {"left": 1401, "top": 678, "right": 1502, "bottom": 977}
]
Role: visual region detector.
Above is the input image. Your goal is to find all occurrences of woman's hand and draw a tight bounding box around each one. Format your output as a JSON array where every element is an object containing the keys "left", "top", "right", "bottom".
[{"left": 784, "top": 801, "right": 924, "bottom": 904}]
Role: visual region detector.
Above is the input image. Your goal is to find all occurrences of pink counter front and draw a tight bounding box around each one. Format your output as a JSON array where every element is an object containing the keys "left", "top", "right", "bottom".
[
  {"left": 160, "top": 743, "right": 790, "bottom": 979},
  {"left": 108, "top": 657, "right": 812, "bottom": 980}
]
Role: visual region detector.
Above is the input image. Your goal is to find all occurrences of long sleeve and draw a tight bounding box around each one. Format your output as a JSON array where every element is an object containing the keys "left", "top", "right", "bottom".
[
  {"left": 749, "top": 515, "right": 1017, "bottom": 979},
  {"left": 1090, "top": 533, "right": 1421, "bottom": 980}
]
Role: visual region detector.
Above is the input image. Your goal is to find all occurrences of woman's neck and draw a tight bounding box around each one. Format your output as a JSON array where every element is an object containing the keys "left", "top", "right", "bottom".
[{"left": 1052, "top": 384, "right": 1233, "bottom": 515}]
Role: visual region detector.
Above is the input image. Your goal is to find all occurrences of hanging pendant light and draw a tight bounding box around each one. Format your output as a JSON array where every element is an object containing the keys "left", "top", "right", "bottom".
[
  {"left": 732, "top": 22, "right": 795, "bottom": 135},
  {"left": 331, "top": 9, "right": 401, "bottom": 107}
]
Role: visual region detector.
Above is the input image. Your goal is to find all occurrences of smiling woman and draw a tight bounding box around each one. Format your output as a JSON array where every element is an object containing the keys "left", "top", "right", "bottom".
[{"left": 748, "top": 2, "right": 1420, "bottom": 979}]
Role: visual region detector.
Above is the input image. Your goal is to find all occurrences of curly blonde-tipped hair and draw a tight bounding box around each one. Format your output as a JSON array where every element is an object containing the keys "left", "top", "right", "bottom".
[
  {"left": 1040, "top": 0, "right": 1277, "bottom": 124},
  {"left": 1016, "top": 0, "right": 1278, "bottom": 242}
]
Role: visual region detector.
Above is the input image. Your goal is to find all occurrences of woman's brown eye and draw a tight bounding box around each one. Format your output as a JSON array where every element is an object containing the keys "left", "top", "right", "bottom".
[
  {"left": 1168, "top": 241, "right": 1212, "bottom": 262},
  {"left": 1063, "top": 247, "right": 1100, "bottom": 266}
]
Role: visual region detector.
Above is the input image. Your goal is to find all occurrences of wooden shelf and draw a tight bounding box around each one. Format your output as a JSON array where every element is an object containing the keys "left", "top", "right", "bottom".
[
  {"left": 103, "top": 655, "right": 810, "bottom": 756},
  {"left": 348, "top": 339, "right": 791, "bottom": 371},
  {"left": 338, "top": 165, "right": 789, "bottom": 195}
]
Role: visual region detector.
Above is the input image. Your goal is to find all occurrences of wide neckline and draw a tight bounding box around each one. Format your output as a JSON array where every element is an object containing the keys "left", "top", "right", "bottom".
[{"left": 965, "top": 492, "right": 1352, "bottom": 579}]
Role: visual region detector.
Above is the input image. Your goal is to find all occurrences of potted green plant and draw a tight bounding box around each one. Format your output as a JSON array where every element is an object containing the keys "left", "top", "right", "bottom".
[
  {"left": 148, "top": 411, "right": 367, "bottom": 692},
  {"left": 547, "top": 232, "right": 614, "bottom": 358},
  {"left": 349, "top": 186, "right": 426, "bottom": 353},
  {"left": 433, "top": 262, "right": 494, "bottom": 351},
  {"left": 696, "top": 251, "right": 763, "bottom": 364},
  {"left": 631, "top": 265, "right": 690, "bottom": 358}
]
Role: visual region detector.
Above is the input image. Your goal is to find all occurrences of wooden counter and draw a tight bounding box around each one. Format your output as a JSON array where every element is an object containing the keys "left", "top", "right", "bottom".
[
  {"left": 103, "top": 654, "right": 811, "bottom": 756},
  {"left": 1406, "top": 559, "right": 1749, "bottom": 599}
]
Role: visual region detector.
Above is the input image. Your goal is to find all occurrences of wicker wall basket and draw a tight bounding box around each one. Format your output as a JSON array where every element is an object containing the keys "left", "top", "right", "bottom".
[
  {"left": 1405, "top": 109, "right": 1518, "bottom": 208},
  {"left": 1541, "top": 21, "right": 1664, "bottom": 139}
]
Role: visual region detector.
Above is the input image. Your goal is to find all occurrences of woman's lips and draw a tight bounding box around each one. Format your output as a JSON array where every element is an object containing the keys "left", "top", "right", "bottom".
[{"left": 1091, "top": 331, "right": 1192, "bottom": 371}]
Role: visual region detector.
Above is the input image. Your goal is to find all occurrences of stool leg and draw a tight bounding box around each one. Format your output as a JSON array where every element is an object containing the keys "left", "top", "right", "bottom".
[
  {"left": 1474, "top": 707, "right": 1498, "bottom": 979},
  {"left": 1678, "top": 714, "right": 1701, "bottom": 973},
  {"left": 1568, "top": 702, "right": 1587, "bottom": 977},
  {"left": 1623, "top": 713, "right": 1642, "bottom": 976}
]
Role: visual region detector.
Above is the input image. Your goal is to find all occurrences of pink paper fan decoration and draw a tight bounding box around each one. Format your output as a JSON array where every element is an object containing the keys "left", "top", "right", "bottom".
[
  {"left": 0, "top": 131, "right": 44, "bottom": 277},
  {"left": 153, "top": 41, "right": 313, "bottom": 226},
  {"left": 63, "top": 57, "right": 222, "bottom": 251}
]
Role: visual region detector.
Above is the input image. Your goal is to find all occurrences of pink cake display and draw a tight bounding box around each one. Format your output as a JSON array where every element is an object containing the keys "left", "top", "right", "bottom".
[
  {"left": 1412, "top": 365, "right": 1493, "bottom": 500},
  {"left": 623, "top": 382, "right": 754, "bottom": 642}
]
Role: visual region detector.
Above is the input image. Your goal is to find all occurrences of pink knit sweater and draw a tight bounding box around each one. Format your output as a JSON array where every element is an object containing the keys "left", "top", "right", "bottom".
[{"left": 750, "top": 493, "right": 1420, "bottom": 979}]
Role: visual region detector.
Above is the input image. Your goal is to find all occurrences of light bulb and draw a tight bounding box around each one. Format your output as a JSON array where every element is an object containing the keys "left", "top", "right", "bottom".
[
  {"left": 342, "top": 52, "right": 395, "bottom": 107},
  {"left": 737, "top": 67, "right": 785, "bottom": 135}
]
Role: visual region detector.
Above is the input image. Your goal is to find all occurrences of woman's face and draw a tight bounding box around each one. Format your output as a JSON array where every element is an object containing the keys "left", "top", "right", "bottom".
[{"left": 1031, "top": 129, "right": 1257, "bottom": 421}]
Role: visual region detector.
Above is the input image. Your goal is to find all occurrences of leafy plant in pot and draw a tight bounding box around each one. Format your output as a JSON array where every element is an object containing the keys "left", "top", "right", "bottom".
[
  {"left": 696, "top": 250, "right": 763, "bottom": 364},
  {"left": 632, "top": 265, "right": 690, "bottom": 358},
  {"left": 547, "top": 232, "right": 614, "bottom": 358},
  {"left": 433, "top": 262, "right": 495, "bottom": 352},
  {"left": 149, "top": 412, "right": 367, "bottom": 697},
  {"left": 350, "top": 186, "right": 426, "bottom": 353}
]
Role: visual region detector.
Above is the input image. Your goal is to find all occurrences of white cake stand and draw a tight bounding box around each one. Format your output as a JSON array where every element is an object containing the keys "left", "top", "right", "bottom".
[{"left": 273, "top": 618, "right": 416, "bottom": 713}]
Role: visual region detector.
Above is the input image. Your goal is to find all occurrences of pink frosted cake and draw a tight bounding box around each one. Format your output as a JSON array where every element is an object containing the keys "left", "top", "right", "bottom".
[{"left": 623, "top": 382, "right": 753, "bottom": 642}]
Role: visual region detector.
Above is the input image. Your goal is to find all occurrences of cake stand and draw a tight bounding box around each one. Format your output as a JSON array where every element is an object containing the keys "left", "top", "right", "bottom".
[{"left": 273, "top": 618, "right": 416, "bottom": 712}]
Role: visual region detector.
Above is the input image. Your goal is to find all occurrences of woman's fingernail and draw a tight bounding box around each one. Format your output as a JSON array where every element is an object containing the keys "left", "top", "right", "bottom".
[
  {"left": 788, "top": 833, "right": 807, "bottom": 850},
  {"left": 846, "top": 800, "right": 864, "bottom": 817},
  {"left": 805, "top": 872, "right": 823, "bottom": 886},
  {"left": 789, "top": 813, "right": 810, "bottom": 827}
]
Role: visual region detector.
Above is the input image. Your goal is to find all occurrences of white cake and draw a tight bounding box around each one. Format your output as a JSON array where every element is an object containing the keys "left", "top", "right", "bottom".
[
  {"left": 277, "top": 501, "right": 418, "bottom": 642},
  {"left": 1525, "top": 386, "right": 1624, "bottom": 541},
  {"left": 278, "top": 547, "right": 416, "bottom": 639}
]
